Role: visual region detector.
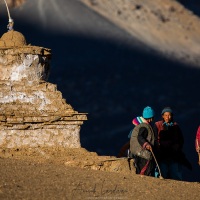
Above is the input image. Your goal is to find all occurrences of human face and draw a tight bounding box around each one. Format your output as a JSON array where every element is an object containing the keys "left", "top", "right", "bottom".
[
  {"left": 147, "top": 117, "right": 154, "bottom": 123},
  {"left": 162, "top": 112, "right": 172, "bottom": 123}
]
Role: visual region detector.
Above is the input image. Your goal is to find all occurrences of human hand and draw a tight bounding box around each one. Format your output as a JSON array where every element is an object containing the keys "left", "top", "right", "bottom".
[{"left": 145, "top": 144, "right": 152, "bottom": 151}]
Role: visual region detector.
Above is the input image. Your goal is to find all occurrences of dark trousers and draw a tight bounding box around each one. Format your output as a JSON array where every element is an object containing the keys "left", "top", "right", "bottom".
[
  {"left": 159, "top": 159, "right": 182, "bottom": 180},
  {"left": 134, "top": 156, "right": 155, "bottom": 176}
]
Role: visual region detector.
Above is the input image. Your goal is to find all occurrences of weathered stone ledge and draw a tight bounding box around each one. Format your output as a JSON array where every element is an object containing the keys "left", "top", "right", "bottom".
[{"left": 0, "top": 46, "right": 51, "bottom": 56}]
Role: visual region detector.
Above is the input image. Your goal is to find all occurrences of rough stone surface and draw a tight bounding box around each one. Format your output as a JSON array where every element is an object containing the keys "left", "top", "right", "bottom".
[
  {"left": 0, "top": 31, "right": 51, "bottom": 82},
  {"left": 0, "top": 147, "right": 134, "bottom": 173},
  {"left": 0, "top": 30, "right": 26, "bottom": 47},
  {"left": 0, "top": 147, "right": 200, "bottom": 200},
  {"left": 0, "top": 31, "right": 87, "bottom": 149}
]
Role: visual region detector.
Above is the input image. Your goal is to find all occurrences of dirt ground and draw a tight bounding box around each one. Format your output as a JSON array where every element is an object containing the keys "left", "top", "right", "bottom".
[{"left": 0, "top": 147, "right": 200, "bottom": 200}]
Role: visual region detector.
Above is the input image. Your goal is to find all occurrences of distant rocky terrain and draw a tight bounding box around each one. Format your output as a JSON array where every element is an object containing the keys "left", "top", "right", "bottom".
[
  {"left": 82, "top": 0, "right": 200, "bottom": 66},
  {"left": 0, "top": 0, "right": 25, "bottom": 7}
]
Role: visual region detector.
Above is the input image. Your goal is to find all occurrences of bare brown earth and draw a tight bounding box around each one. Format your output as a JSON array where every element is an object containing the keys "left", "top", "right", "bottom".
[
  {"left": 0, "top": 0, "right": 200, "bottom": 199},
  {"left": 0, "top": 147, "right": 200, "bottom": 200}
]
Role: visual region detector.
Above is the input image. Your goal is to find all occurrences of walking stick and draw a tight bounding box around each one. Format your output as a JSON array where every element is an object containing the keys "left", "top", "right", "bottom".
[{"left": 150, "top": 148, "right": 164, "bottom": 179}]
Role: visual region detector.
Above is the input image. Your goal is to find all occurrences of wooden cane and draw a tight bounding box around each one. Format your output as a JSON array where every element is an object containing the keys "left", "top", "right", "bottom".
[{"left": 150, "top": 148, "right": 164, "bottom": 179}]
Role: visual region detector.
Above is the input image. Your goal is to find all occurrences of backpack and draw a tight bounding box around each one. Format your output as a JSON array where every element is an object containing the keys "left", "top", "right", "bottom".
[{"left": 130, "top": 123, "right": 154, "bottom": 160}]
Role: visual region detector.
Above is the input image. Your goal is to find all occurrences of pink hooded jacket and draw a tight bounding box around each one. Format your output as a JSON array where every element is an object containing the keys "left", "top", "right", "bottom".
[{"left": 195, "top": 126, "right": 200, "bottom": 152}]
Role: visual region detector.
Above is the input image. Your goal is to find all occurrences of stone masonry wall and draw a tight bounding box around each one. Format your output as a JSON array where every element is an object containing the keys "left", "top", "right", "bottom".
[
  {"left": 0, "top": 80, "right": 87, "bottom": 148},
  {"left": 0, "top": 31, "right": 87, "bottom": 149}
]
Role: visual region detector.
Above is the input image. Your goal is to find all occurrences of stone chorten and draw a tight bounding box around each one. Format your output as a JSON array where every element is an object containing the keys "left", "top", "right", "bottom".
[{"left": 0, "top": 30, "right": 87, "bottom": 148}]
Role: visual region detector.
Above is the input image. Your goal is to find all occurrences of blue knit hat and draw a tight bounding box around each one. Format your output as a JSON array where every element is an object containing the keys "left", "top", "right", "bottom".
[
  {"left": 142, "top": 106, "right": 155, "bottom": 119},
  {"left": 161, "top": 107, "right": 173, "bottom": 115}
]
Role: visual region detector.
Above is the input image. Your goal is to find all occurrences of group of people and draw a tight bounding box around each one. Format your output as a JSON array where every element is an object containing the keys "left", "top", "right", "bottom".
[{"left": 118, "top": 106, "right": 197, "bottom": 181}]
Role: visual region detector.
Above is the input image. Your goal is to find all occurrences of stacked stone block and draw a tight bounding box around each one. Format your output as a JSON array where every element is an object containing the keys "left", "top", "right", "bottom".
[{"left": 0, "top": 30, "right": 87, "bottom": 149}]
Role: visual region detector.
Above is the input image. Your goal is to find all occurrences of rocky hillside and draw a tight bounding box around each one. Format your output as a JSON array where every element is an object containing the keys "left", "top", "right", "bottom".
[
  {"left": 3, "top": 0, "right": 200, "bottom": 67},
  {"left": 0, "top": 0, "right": 25, "bottom": 7},
  {"left": 81, "top": 0, "right": 200, "bottom": 67}
]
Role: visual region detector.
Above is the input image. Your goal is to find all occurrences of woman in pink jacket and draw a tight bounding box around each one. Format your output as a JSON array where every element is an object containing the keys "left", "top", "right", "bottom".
[{"left": 195, "top": 126, "right": 200, "bottom": 165}]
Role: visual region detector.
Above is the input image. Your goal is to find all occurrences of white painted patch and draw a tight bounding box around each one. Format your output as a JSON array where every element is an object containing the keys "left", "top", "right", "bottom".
[
  {"left": 0, "top": 91, "right": 50, "bottom": 109},
  {"left": 10, "top": 54, "right": 39, "bottom": 81}
]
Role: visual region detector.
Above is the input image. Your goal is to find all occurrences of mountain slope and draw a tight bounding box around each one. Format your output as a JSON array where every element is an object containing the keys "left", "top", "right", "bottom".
[{"left": 81, "top": 0, "right": 200, "bottom": 67}]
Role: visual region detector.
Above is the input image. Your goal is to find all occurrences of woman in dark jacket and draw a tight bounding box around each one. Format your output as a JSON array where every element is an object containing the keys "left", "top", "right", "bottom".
[
  {"left": 154, "top": 107, "right": 191, "bottom": 180},
  {"left": 130, "top": 106, "right": 156, "bottom": 176}
]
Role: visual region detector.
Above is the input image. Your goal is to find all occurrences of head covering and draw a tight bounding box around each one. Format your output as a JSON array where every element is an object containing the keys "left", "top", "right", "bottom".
[
  {"left": 161, "top": 107, "right": 173, "bottom": 115},
  {"left": 142, "top": 106, "right": 154, "bottom": 119},
  {"left": 132, "top": 116, "right": 147, "bottom": 126}
]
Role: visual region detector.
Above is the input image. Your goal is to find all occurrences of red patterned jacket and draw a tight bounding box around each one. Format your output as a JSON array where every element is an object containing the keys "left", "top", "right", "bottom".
[{"left": 195, "top": 126, "right": 200, "bottom": 152}]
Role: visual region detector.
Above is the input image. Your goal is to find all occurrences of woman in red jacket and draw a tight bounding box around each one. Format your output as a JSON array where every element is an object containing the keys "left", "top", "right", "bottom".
[
  {"left": 195, "top": 126, "right": 200, "bottom": 165},
  {"left": 154, "top": 107, "right": 192, "bottom": 180}
]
